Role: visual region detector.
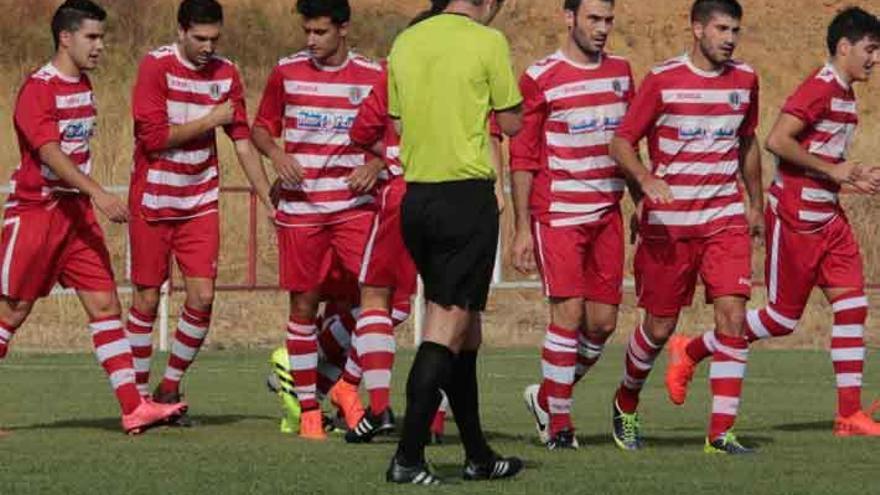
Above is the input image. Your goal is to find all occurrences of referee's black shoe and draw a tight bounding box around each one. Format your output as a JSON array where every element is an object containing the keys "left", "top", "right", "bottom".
[
  {"left": 386, "top": 456, "right": 442, "bottom": 485},
  {"left": 462, "top": 453, "right": 524, "bottom": 481}
]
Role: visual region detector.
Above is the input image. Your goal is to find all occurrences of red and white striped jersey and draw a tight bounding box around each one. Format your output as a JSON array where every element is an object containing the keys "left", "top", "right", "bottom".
[
  {"left": 509, "top": 51, "right": 634, "bottom": 227},
  {"left": 769, "top": 64, "right": 856, "bottom": 231},
  {"left": 616, "top": 54, "right": 759, "bottom": 239},
  {"left": 7, "top": 63, "right": 97, "bottom": 212},
  {"left": 130, "top": 44, "right": 250, "bottom": 221},
  {"left": 254, "top": 51, "right": 383, "bottom": 227}
]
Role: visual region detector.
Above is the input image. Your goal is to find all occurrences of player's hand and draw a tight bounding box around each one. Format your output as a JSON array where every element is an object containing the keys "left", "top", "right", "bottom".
[
  {"left": 747, "top": 205, "right": 764, "bottom": 245},
  {"left": 494, "top": 181, "right": 506, "bottom": 215},
  {"left": 208, "top": 100, "right": 235, "bottom": 127},
  {"left": 638, "top": 175, "right": 674, "bottom": 205},
  {"left": 848, "top": 166, "right": 880, "bottom": 194},
  {"left": 512, "top": 229, "right": 536, "bottom": 274},
  {"left": 272, "top": 152, "right": 305, "bottom": 186},
  {"left": 347, "top": 158, "right": 383, "bottom": 194},
  {"left": 93, "top": 191, "right": 130, "bottom": 224}
]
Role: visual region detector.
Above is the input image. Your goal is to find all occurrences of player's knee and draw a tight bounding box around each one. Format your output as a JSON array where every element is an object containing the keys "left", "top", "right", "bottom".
[
  {"left": 642, "top": 317, "right": 677, "bottom": 345},
  {"left": 133, "top": 289, "right": 161, "bottom": 314},
  {"left": 550, "top": 298, "right": 585, "bottom": 330},
  {"left": 1, "top": 299, "right": 33, "bottom": 327},
  {"left": 587, "top": 318, "right": 617, "bottom": 341},
  {"left": 188, "top": 288, "right": 215, "bottom": 311},
  {"left": 715, "top": 306, "right": 747, "bottom": 335}
]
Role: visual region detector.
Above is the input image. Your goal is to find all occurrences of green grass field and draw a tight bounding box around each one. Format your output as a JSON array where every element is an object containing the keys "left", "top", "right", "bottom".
[{"left": 0, "top": 347, "right": 876, "bottom": 494}]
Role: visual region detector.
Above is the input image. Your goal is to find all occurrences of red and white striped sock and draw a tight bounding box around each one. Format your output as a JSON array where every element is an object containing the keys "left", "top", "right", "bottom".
[
  {"left": 830, "top": 291, "right": 867, "bottom": 418},
  {"left": 90, "top": 316, "right": 141, "bottom": 415},
  {"left": 391, "top": 300, "right": 411, "bottom": 328},
  {"left": 616, "top": 324, "right": 663, "bottom": 414},
  {"left": 574, "top": 332, "right": 608, "bottom": 384},
  {"left": 0, "top": 318, "right": 20, "bottom": 359},
  {"left": 540, "top": 324, "right": 578, "bottom": 435},
  {"left": 341, "top": 307, "right": 363, "bottom": 386},
  {"left": 159, "top": 305, "right": 210, "bottom": 395},
  {"left": 708, "top": 331, "right": 749, "bottom": 440},
  {"left": 286, "top": 316, "right": 319, "bottom": 411},
  {"left": 744, "top": 306, "right": 799, "bottom": 343},
  {"left": 316, "top": 312, "right": 352, "bottom": 397},
  {"left": 685, "top": 329, "right": 718, "bottom": 363},
  {"left": 124, "top": 308, "right": 155, "bottom": 396},
  {"left": 356, "top": 309, "right": 395, "bottom": 414}
]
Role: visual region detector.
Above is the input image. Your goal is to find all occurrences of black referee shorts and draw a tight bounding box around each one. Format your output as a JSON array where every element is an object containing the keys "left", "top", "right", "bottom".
[{"left": 401, "top": 179, "right": 499, "bottom": 311}]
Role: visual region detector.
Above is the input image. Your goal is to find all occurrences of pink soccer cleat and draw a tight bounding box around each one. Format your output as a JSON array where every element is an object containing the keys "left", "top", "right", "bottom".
[{"left": 122, "top": 399, "right": 188, "bottom": 435}]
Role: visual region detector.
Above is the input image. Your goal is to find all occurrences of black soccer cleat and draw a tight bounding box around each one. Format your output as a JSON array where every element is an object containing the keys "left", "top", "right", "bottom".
[
  {"left": 386, "top": 456, "right": 442, "bottom": 485},
  {"left": 611, "top": 401, "right": 643, "bottom": 451},
  {"left": 462, "top": 453, "right": 524, "bottom": 481},
  {"left": 546, "top": 429, "right": 579, "bottom": 450},
  {"left": 345, "top": 408, "right": 395, "bottom": 443}
]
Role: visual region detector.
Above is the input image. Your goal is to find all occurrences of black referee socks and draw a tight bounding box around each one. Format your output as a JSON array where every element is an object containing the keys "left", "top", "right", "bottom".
[
  {"left": 396, "top": 342, "right": 454, "bottom": 466},
  {"left": 445, "top": 350, "right": 494, "bottom": 464}
]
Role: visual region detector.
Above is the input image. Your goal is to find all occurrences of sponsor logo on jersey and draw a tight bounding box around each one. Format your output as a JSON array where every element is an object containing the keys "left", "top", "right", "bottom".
[
  {"left": 713, "top": 127, "right": 737, "bottom": 139},
  {"left": 63, "top": 121, "right": 95, "bottom": 141},
  {"left": 603, "top": 116, "right": 622, "bottom": 130},
  {"left": 568, "top": 118, "right": 602, "bottom": 134},
  {"left": 296, "top": 110, "right": 354, "bottom": 132},
  {"left": 678, "top": 127, "right": 707, "bottom": 141}
]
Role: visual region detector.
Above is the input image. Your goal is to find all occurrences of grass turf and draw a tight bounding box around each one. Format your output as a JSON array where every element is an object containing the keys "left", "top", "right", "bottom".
[{"left": 0, "top": 347, "right": 876, "bottom": 494}]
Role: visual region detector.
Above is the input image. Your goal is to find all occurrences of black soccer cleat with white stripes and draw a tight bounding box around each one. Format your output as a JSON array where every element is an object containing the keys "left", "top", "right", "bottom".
[
  {"left": 345, "top": 407, "right": 395, "bottom": 443},
  {"left": 386, "top": 456, "right": 442, "bottom": 485},
  {"left": 462, "top": 454, "right": 524, "bottom": 481}
]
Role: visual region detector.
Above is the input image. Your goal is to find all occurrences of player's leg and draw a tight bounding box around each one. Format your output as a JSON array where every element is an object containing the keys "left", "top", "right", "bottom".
[
  {"left": 126, "top": 213, "right": 172, "bottom": 397},
  {"left": 279, "top": 222, "right": 330, "bottom": 440},
  {"left": 613, "top": 237, "right": 693, "bottom": 450},
  {"left": 525, "top": 221, "right": 587, "bottom": 448},
  {"left": 156, "top": 214, "right": 218, "bottom": 402},
  {"left": 577, "top": 301, "right": 617, "bottom": 383},
  {"left": 668, "top": 210, "right": 814, "bottom": 404},
  {"left": 0, "top": 298, "right": 33, "bottom": 359},
  {"left": 819, "top": 217, "right": 879, "bottom": 435}
]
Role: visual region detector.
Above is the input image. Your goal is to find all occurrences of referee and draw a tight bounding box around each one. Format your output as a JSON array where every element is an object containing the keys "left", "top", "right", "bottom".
[{"left": 385, "top": 0, "right": 523, "bottom": 485}]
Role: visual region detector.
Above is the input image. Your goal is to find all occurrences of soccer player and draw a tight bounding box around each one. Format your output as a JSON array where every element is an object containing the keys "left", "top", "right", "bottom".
[
  {"left": 509, "top": 0, "right": 634, "bottom": 450},
  {"left": 609, "top": 0, "right": 763, "bottom": 454},
  {"left": 126, "top": 0, "right": 274, "bottom": 421},
  {"left": 0, "top": 0, "right": 185, "bottom": 434},
  {"left": 666, "top": 6, "right": 880, "bottom": 437},
  {"left": 385, "top": 0, "right": 524, "bottom": 485},
  {"left": 251, "top": 0, "right": 385, "bottom": 441}
]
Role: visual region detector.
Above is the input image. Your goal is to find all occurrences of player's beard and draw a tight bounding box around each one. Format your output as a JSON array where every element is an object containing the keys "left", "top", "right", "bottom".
[
  {"left": 700, "top": 38, "right": 733, "bottom": 68},
  {"left": 571, "top": 18, "right": 603, "bottom": 61}
]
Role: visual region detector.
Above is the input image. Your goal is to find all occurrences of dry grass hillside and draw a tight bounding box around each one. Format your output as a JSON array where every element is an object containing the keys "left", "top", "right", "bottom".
[{"left": 2, "top": 0, "right": 880, "bottom": 352}]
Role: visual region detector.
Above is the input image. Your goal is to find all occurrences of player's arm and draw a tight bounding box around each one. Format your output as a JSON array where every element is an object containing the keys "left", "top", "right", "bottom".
[
  {"left": 739, "top": 135, "right": 764, "bottom": 241},
  {"left": 507, "top": 75, "right": 545, "bottom": 273},
  {"left": 16, "top": 82, "right": 127, "bottom": 223},
  {"left": 132, "top": 57, "right": 232, "bottom": 153},
  {"left": 347, "top": 82, "right": 389, "bottom": 194},
  {"left": 38, "top": 144, "right": 129, "bottom": 223},
  {"left": 489, "top": 128, "right": 506, "bottom": 214},
  {"left": 251, "top": 67, "right": 304, "bottom": 186},
  {"left": 610, "top": 74, "right": 673, "bottom": 204},
  {"left": 766, "top": 113, "right": 877, "bottom": 192}
]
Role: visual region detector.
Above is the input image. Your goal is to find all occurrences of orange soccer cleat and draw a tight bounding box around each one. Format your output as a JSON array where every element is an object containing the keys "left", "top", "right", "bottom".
[
  {"left": 299, "top": 409, "right": 328, "bottom": 441},
  {"left": 122, "top": 399, "right": 187, "bottom": 435},
  {"left": 328, "top": 380, "right": 364, "bottom": 430},
  {"left": 665, "top": 335, "right": 697, "bottom": 406},
  {"left": 834, "top": 401, "right": 880, "bottom": 437}
]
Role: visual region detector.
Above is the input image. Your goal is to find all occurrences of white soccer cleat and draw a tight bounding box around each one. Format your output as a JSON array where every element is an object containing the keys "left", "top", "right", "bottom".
[{"left": 523, "top": 383, "right": 550, "bottom": 444}]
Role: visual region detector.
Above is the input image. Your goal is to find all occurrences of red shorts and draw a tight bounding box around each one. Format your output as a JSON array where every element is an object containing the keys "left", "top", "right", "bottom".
[
  {"left": 358, "top": 179, "right": 417, "bottom": 297},
  {"left": 278, "top": 212, "right": 373, "bottom": 293},
  {"left": 635, "top": 227, "right": 752, "bottom": 317},
  {"left": 532, "top": 209, "right": 624, "bottom": 305},
  {"left": 320, "top": 253, "right": 360, "bottom": 304},
  {"left": 0, "top": 197, "right": 115, "bottom": 301},
  {"left": 765, "top": 208, "right": 863, "bottom": 317},
  {"left": 129, "top": 212, "right": 219, "bottom": 287}
]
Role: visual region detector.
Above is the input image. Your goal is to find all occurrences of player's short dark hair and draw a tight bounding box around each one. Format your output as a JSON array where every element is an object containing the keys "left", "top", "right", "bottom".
[
  {"left": 410, "top": 0, "right": 449, "bottom": 26},
  {"left": 51, "top": 0, "right": 106, "bottom": 50},
  {"left": 178, "top": 0, "right": 224, "bottom": 30},
  {"left": 564, "top": 0, "right": 614, "bottom": 14},
  {"left": 690, "top": 0, "right": 742, "bottom": 24},
  {"left": 296, "top": 0, "right": 351, "bottom": 25},
  {"left": 827, "top": 6, "right": 880, "bottom": 56}
]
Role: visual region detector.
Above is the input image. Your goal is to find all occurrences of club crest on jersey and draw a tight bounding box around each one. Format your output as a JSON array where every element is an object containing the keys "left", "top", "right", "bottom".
[
  {"left": 612, "top": 79, "right": 624, "bottom": 98},
  {"left": 209, "top": 83, "right": 222, "bottom": 101},
  {"left": 348, "top": 86, "right": 364, "bottom": 105},
  {"left": 728, "top": 91, "right": 742, "bottom": 110}
]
